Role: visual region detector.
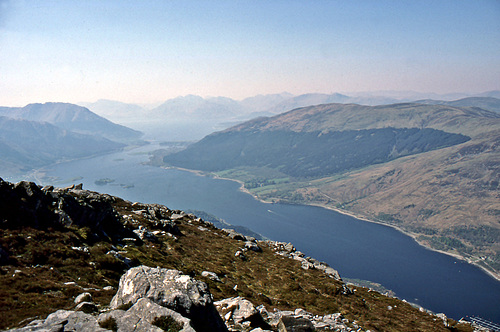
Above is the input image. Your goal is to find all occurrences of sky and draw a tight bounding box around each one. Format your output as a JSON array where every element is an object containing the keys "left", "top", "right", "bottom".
[{"left": 0, "top": 0, "right": 499, "bottom": 106}]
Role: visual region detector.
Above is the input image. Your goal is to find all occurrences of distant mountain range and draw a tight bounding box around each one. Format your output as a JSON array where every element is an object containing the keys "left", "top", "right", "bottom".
[
  {"left": 79, "top": 92, "right": 500, "bottom": 128},
  {"left": 159, "top": 100, "right": 500, "bottom": 278},
  {"left": 79, "top": 99, "right": 145, "bottom": 124},
  {"left": 0, "top": 103, "right": 143, "bottom": 175}
]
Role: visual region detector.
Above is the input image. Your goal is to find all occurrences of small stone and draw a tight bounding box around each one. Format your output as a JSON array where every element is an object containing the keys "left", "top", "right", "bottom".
[
  {"left": 235, "top": 250, "right": 247, "bottom": 260},
  {"left": 278, "top": 315, "right": 315, "bottom": 332},
  {"left": 201, "top": 271, "right": 222, "bottom": 282},
  {"left": 74, "top": 292, "right": 92, "bottom": 305},
  {"left": 245, "top": 241, "right": 262, "bottom": 252}
]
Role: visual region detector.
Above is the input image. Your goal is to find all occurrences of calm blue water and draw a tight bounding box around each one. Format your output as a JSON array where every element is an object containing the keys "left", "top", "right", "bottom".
[{"left": 6, "top": 144, "right": 500, "bottom": 323}]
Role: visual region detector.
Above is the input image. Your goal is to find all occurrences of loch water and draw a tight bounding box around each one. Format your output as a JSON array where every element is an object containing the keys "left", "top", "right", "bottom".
[{"left": 8, "top": 143, "right": 500, "bottom": 323}]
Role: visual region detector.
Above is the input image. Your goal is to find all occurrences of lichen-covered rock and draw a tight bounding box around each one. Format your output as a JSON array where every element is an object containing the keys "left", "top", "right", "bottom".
[
  {"left": 110, "top": 265, "right": 227, "bottom": 332},
  {"left": 99, "top": 298, "right": 195, "bottom": 332}
]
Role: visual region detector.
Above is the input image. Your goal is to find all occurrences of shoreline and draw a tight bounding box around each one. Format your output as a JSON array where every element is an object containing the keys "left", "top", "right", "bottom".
[{"left": 162, "top": 165, "right": 500, "bottom": 283}]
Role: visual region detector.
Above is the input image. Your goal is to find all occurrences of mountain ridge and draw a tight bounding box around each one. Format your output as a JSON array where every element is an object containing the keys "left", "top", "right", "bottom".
[
  {"left": 0, "top": 116, "right": 125, "bottom": 173},
  {"left": 0, "top": 102, "right": 144, "bottom": 176},
  {"left": 158, "top": 102, "right": 500, "bottom": 279},
  {"left": 0, "top": 102, "right": 143, "bottom": 144},
  {"left": 414, "top": 97, "right": 500, "bottom": 114}
]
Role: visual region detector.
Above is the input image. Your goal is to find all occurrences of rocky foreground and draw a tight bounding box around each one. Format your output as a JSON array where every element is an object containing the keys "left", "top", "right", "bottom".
[
  {"left": 0, "top": 179, "right": 474, "bottom": 331},
  {"left": 9, "top": 265, "right": 363, "bottom": 332}
]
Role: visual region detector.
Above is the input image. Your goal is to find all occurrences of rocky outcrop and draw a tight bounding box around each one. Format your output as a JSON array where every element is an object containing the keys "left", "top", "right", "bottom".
[
  {"left": 110, "top": 266, "right": 227, "bottom": 332},
  {"left": 0, "top": 179, "right": 133, "bottom": 243},
  {"left": 266, "top": 241, "right": 342, "bottom": 281},
  {"left": 220, "top": 230, "right": 341, "bottom": 281}
]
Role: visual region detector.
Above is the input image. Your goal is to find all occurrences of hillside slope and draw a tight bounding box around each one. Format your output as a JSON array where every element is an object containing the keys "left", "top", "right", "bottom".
[
  {"left": 0, "top": 103, "right": 143, "bottom": 144},
  {"left": 160, "top": 102, "right": 500, "bottom": 278},
  {"left": 0, "top": 179, "right": 470, "bottom": 331},
  {"left": 0, "top": 116, "right": 125, "bottom": 173}
]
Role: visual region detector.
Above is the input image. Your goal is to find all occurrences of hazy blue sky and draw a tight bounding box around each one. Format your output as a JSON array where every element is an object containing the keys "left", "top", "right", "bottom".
[{"left": 1, "top": 0, "right": 499, "bottom": 106}]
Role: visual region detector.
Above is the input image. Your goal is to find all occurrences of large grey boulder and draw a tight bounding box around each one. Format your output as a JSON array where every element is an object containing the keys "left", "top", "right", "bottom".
[
  {"left": 98, "top": 298, "right": 195, "bottom": 332},
  {"left": 110, "top": 265, "right": 227, "bottom": 332}
]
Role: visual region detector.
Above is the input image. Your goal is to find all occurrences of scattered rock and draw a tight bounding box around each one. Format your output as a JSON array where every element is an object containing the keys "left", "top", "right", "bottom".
[
  {"left": 106, "top": 250, "right": 133, "bottom": 266},
  {"left": 266, "top": 240, "right": 342, "bottom": 281},
  {"left": 9, "top": 310, "right": 108, "bottom": 331},
  {"left": 133, "top": 225, "right": 158, "bottom": 242},
  {"left": 341, "top": 284, "right": 354, "bottom": 295},
  {"left": 156, "top": 219, "right": 180, "bottom": 234}
]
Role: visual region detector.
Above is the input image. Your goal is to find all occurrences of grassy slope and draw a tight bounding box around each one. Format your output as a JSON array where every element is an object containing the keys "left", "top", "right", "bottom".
[{"left": 0, "top": 192, "right": 470, "bottom": 331}]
